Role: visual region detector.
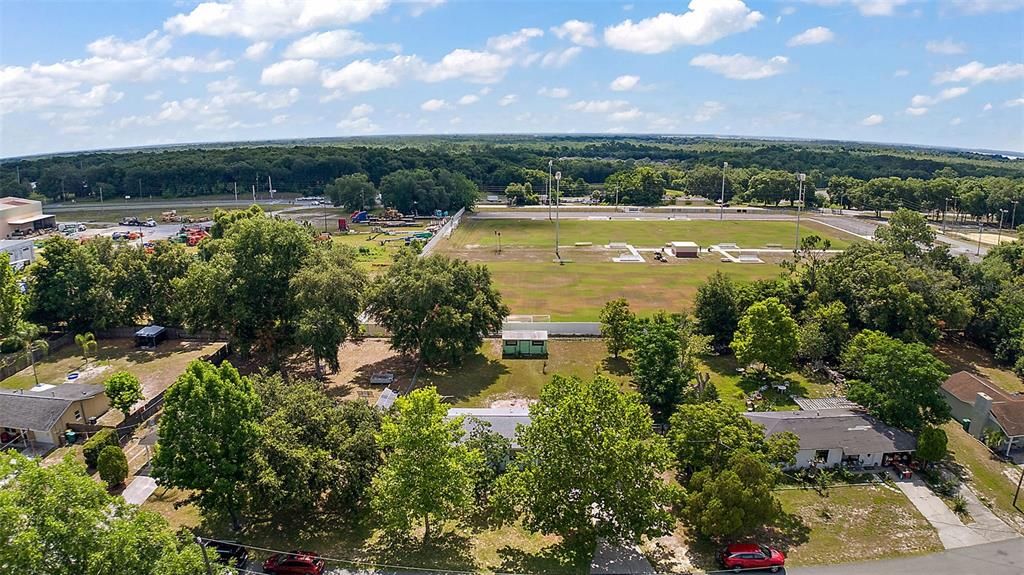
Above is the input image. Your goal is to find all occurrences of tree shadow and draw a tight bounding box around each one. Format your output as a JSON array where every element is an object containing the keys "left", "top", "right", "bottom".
[
  {"left": 418, "top": 352, "right": 511, "bottom": 403},
  {"left": 365, "top": 528, "right": 477, "bottom": 572},
  {"left": 496, "top": 539, "right": 590, "bottom": 575},
  {"left": 702, "top": 354, "right": 740, "bottom": 377},
  {"left": 601, "top": 356, "right": 631, "bottom": 377},
  {"left": 765, "top": 511, "right": 812, "bottom": 552},
  {"left": 738, "top": 373, "right": 806, "bottom": 409}
]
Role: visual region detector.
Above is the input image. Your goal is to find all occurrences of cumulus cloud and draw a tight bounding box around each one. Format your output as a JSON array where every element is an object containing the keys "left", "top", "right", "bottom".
[
  {"left": 457, "top": 94, "right": 479, "bottom": 105},
  {"left": 87, "top": 31, "right": 172, "bottom": 59},
  {"left": 498, "top": 94, "right": 518, "bottom": 106},
  {"left": 949, "top": 117, "right": 962, "bottom": 125},
  {"left": 538, "top": 87, "right": 570, "bottom": 98},
  {"left": 787, "top": 26, "right": 834, "bottom": 47},
  {"left": 423, "top": 49, "right": 515, "bottom": 83},
  {"left": 164, "top": 0, "right": 391, "bottom": 39},
  {"left": 567, "top": 99, "right": 631, "bottom": 113},
  {"left": 925, "top": 38, "right": 967, "bottom": 55},
  {"left": 244, "top": 41, "right": 273, "bottom": 60},
  {"left": 910, "top": 86, "right": 968, "bottom": 107},
  {"left": 802, "top": 0, "right": 908, "bottom": 17},
  {"left": 950, "top": 0, "right": 1022, "bottom": 14},
  {"left": 283, "top": 29, "right": 398, "bottom": 59},
  {"left": 604, "top": 0, "right": 763, "bottom": 54},
  {"left": 933, "top": 61, "right": 1024, "bottom": 84},
  {"left": 609, "top": 107, "right": 642, "bottom": 121},
  {"left": 860, "top": 113, "right": 884, "bottom": 126},
  {"left": 983, "top": 102, "right": 993, "bottom": 111},
  {"left": 118, "top": 87, "right": 299, "bottom": 128},
  {"left": 692, "top": 100, "right": 725, "bottom": 122},
  {"left": 609, "top": 74, "right": 640, "bottom": 91},
  {"left": 1005, "top": 97, "right": 1024, "bottom": 107},
  {"left": 905, "top": 107, "right": 928, "bottom": 116},
  {"left": 540, "top": 46, "right": 582, "bottom": 68},
  {"left": 320, "top": 55, "right": 419, "bottom": 93},
  {"left": 261, "top": 59, "right": 319, "bottom": 85},
  {"left": 337, "top": 103, "right": 378, "bottom": 132},
  {"left": 550, "top": 20, "right": 598, "bottom": 47},
  {"left": 420, "top": 98, "right": 450, "bottom": 111},
  {"left": 893, "top": 69, "right": 910, "bottom": 78},
  {"left": 689, "top": 53, "right": 788, "bottom": 80},
  {"left": 486, "top": 28, "right": 543, "bottom": 52}
]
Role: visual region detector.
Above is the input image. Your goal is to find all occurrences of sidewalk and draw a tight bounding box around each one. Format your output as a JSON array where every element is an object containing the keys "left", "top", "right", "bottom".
[{"left": 892, "top": 473, "right": 1017, "bottom": 549}]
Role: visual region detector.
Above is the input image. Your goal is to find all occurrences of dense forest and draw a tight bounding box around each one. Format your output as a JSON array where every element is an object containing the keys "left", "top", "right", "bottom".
[{"left": 1, "top": 136, "right": 1020, "bottom": 204}]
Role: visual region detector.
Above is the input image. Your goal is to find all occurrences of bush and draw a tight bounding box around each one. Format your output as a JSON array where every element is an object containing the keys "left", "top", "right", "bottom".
[
  {"left": 0, "top": 337, "right": 22, "bottom": 354},
  {"left": 97, "top": 444, "right": 128, "bottom": 487},
  {"left": 83, "top": 428, "right": 119, "bottom": 468}
]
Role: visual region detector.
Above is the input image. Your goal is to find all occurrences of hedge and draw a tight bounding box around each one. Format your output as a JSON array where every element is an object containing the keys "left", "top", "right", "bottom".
[
  {"left": 83, "top": 428, "right": 118, "bottom": 468},
  {"left": 97, "top": 444, "right": 128, "bottom": 486}
]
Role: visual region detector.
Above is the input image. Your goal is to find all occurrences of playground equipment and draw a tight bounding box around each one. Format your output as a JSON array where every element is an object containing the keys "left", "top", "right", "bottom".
[{"left": 350, "top": 210, "right": 369, "bottom": 223}]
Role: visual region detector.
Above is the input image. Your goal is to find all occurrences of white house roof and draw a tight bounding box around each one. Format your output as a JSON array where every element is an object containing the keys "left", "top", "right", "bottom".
[
  {"left": 502, "top": 330, "right": 548, "bottom": 341},
  {"left": 668, "top": 241, "right": 699, "bottom": 248}
]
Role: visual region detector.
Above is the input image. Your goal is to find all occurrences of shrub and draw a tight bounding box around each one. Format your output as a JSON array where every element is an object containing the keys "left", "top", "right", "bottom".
[
  {"left": 97, "top": 444, "right": 128, "bottom": 486},
  {"left": 0, "top": 337, "right": 21, "bottom": 354},
  {"left": 83, "top": 428, "right": 118, "bottom": 468},
  {"left": 951, "top": 495, "right": 969, "bottom": 517}
]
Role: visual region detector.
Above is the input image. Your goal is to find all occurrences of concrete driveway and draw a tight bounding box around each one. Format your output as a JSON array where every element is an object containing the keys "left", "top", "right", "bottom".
[{"left": 892, "top": 474, "right": 1017, "bottom": 549}]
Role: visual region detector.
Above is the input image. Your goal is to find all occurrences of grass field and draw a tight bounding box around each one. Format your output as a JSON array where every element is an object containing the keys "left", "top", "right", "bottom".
[
  {"left": 942, "top": 422, "right": 1024, "bottom": 533},
  {"left": 448, "top": 218, "right": 857, "bottom": 251},
  {"left": 701, "top": 355, "right": 836, "bottom": 411}
]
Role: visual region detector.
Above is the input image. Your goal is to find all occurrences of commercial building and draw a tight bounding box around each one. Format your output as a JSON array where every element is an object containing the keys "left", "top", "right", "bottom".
[
  {"left": 0, "top": 197, "right": 55, "bottom": 239},
  {"left": 0, "top": 238, "right": 35, "bottom": 268}
]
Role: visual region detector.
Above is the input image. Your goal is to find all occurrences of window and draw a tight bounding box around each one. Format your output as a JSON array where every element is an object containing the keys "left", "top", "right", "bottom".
[
  {"left": 503, "top": 340, "right": 514, "bottom": 346},
  {"left": 531, "top": 340, "right": 544, "bottom": 346},
  {"left": 814, "top": 449, "right": 829, "bottom": 462},
  {"left": 73, "top": 410, "right": 82, "bottom": 421}
]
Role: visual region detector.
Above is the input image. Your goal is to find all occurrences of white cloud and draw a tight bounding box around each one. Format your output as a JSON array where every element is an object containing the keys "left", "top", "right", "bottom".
[
  {"left": 693, "top": 100, "right": 725, "bottom": 122},
  {"left": 540, "top": 46, "right": 582, "bottom": 68},
  {"left": 420, "top": 98, "right": 450, "bottom": 111},
  {"left": 689, "top": 53, "right": 788, "bottom": 80},
  {"left": 893, "top": 69, "right": 910, "bottom": 78},
  {"left": 910, "top": 86, "right": 969, "bottom": 107},
  {"left": 983, "top": 102, "right": 993, "bottom": 111},
  {"left": 284, "top": 29, "right": 398, "bottom": 59},
  {"left": 950, "top": 0, "right": 1022, "bottom": 14},
  {"left": 905, "top": 107, "right": 928, "bottom": 116},
  {"left": 486, "top": 28, "right": 543, "bottom": 52},
  {"left": 337, "top": 116, "right": 377, "bottom": 133},
  {"left": 498, "top": 94, "right": 518, "bottom": 106},
  {"left": 143, "top": 90, "right": 163, "bottom": 101},
  {"left": 87, "top": 31, "right": 172, "bottom": 59},
  {"left": 457, "top": 94, "right": 479, "bottom": 105},
  {"left": 409, "top": 0, "right": 446, "bottom": 17},
  {"left": 1005, "top": 97, "right": 1024, "bottom": 107},
  {"left": 271, "top": 114, "right": 288, "bottom": 124},
  {"left": 551, "top": 20, "right": 598, "bottom": 47},
  {"left": 244, "top": 41, "right": 273, "bottom": 60},
  {"left": 567, "top": 99, "right": 631, "bottom": 113},
  {"left": 604, "top": 0, "right": 763, "bottom": 54},
  {"left": 423, "top": 49, "right": 514, "bottom": 83},
  {"left": 949, "top": 117, "right": 962, "bottom": 125},
  {"left": 787, "top": 26, "right": 834, "bottom": 47},
  {"left": 860, "top": 113, "right": 884, "bottom": 126},
  {"left": 851, "top": 0, "right": 907, "bottom": 16},
  {"left": 609, "top": 74, "right": 640, "bottom": 91},
  {"left": 925, "top": 38, "right": 967, "bottom": 55},
  {"left": 350, "top": 103, "right": 374, "bottom": 117},
  {"left": 207, "top": 76, "right": 241, "bottom": 93},
  {"left": 261, "top": 59, "right": 319, "bottom": 85},
  {"left": 538, "top": 87, "right": 570, "bottom": 98},
  {"left": 933, "top": 61, "right": 1024, "bottom": 84},
  {"left": 164, "top": 0, "right": 391, "bottom": 40},
  {"left": 320, "top": 55, "right": 419, "bottom": 92},
  {"left": 609, "top": 107, "right": 642, "bottom": 121}
]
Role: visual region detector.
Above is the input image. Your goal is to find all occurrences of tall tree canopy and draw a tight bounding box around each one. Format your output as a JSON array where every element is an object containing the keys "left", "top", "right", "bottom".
[
  {"left": 325, "top": 172, "right": 377, "bottom": 210},
  {"left": 379, "top": 168, "right": 479, "bottom": 213},
  {"left": 732, "top": 297, "right": 799, "bottom": 374},
  {"left": 694, "top": 271, "right": 741, "bottom": 349}
]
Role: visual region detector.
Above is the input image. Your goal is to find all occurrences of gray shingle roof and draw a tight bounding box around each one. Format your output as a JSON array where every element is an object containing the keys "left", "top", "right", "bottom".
[
  {"left": 0, "top": 384, "right": 105, "bottom": 432},
  {"left": 744, "top": 409, "right": 916, "bottom": 454}
]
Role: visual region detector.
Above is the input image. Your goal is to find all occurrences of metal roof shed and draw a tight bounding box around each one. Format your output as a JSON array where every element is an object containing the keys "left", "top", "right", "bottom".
[
  {"left": 135, "top": 325, "right": 167, "bottom": 348},
  {"left": 501, "top": 330, "right": 548, "bottom": 358}
]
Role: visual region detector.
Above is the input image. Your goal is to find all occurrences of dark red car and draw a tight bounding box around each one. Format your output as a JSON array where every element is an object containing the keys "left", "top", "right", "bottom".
[
  {"left": 262, "top": 550, "right": 326, "bottom": 575},
  {"left": 719, "top": 543, "right": 786, "bottom": 572}
]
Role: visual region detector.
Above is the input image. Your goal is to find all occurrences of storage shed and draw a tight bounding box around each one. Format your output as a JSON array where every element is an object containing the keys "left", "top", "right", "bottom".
[
  {"left": 502, "top": 330, "right": 548, "bottom": 358},
  {"left": 134, "top": 325, "right": 167, "bottom": 348},
  {"left": 667, "top": 241, "right": 700, "bottom": 258}
]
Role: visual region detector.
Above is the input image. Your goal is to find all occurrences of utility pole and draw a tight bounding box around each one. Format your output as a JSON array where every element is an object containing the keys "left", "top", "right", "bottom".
[
  {"left": 195, "top": 536, "right": 214, "bottom": 575},
  {"left": 99, "top": 185, "right": 103, "bottom": 204},
  {"left": 547, "top": 159, "right": 553, "bottom": 221},
  {"left": 1011, "top": 201, "right": 1019, "bottom": 233},
  {"left": 60, "top": 178, "right": 65, "bottom": 201},
  {"left": 719, "top": 161, "right": 729, "bottom": 221},
  {"left": 138, "top": 178, "right": 142, "bottom": 200},
  {"left": 233, "top": 181, "right": 238, "bottom": 202},
  {"left": 267, "top": 174, "right": 274, "bottom": 201},
  {"left": 942, "top": 197, "right": 950, "bottom": 234},
  {"left": 16, "top": 165, "right": 20, "bottom": 183},
  {"left": 555, "top": 170, "right": 562, "bottom": 263},
  {"left": 251, "top": 184, "right": 256, "bottom": 202},
  {"left": 996, "top": 209, "right": 1007, "bottom": 246},
  {"left": 977, "top": 220, "right": 983, "bottom": 256},
  {"left": 794, "top": 173, "right": 806, "bottom": 251}
]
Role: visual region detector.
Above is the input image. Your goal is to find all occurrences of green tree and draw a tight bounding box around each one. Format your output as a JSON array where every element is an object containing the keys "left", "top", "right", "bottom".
[
  {"left": 732, "top": 297, "right": 798, "bottom": 374},
  {"left": 694, "top": 272, "right": 741, "bottom": 349},
  {"left": 916, "top": 427, "right": 948, "bottom": 467},
  {"left": 326, "top": 173, "right": 376, "bottom": 210},
  {"left": 798, "top": 301, "right": 849, "bottom": 363},
  {"left": 146, "top": 241, "right": 193, "bottom": 325},
  {"left": 12, "top": 322, "right": 48, "bottom": 386},
  {"left": 604, "top": 166, "right": 667, "bottom": 205},
  {"left": 96, "top": 445, "right": 128, "bottom": 487},
  {"left": 366, "top": 252, "right": 508, "bottom": 366},
  {"left": 380, "top": 168, "right": 479, "bottom": 213},
  {"left": 747, "top": 170, "right": 798, "bottom": 206},
  {"left": 103, "top": 371, "right": 143, "bottom": 416},
  {"left": 464, "top": 419, "right": 513, "bottom": 504},
  {"left": 876, "top": 208, "right": 936, "bottom": 257},
  {"left": 842, "top": 330, "right": 950, "bottom": 431},
  {"left": 28, "top": 235, "right": 114, "bottom": 332},
  {"left": 75, "top": 332, "right": 98, "bottom": 365},
  {"left": 599, "top": 298, "right": 634, "bottom": 358},
  {"left": 494, "top": 376, "right": 676, "bottom": 548},
  {"left": 291, "top": 244, "right": 367, "bottom": 377},
  {"left": 684, "top": 164, "right": 734, "bottom": 202},
  {"left": 684, "top": 449, "right": 784, "bottom": 539},
  {"left": 629, "top": 313, "right": 706, "bottom": 419},
  {"left": 369, "top": 387, "right": 481, "bottom": 542},
  {"left": 152, "top": 361, "right": 261, "bottom": 530},
  {"left": 0, "top": 251, "right": 23, "bottom": 339}
]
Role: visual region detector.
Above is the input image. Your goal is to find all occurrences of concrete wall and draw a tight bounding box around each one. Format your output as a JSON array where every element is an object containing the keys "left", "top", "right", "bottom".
[
  {"left": 792, "top": 447, "right": 844, "bottom": 469},
  {"left": 501, "top": 321, "right": 601, "bottom": 336}
]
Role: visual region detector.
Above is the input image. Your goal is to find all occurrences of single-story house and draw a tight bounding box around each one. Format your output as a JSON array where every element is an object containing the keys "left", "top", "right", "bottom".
[
  {"left": 666, "top": 241, "right": 700, "bottom": 258},
  {"left": 501, "top": 330, "right": 548, "bottom": 358},
  {"left": 135, "top": 325, "right": 168, "bottom": 348},
  {"left": 448, "top": 407, "right": 530, "bottom": 450},
  {"left": 744, "top": 409, "right": 916, "bottom": 469},
  {"left": 941, "top": 371, "right": 1024, "bottom": 456},
  {"left": 0, "top": 383, "right": 110, "bottom": 448}
]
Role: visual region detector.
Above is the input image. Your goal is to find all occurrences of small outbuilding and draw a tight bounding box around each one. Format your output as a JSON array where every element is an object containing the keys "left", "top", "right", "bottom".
[
  {"left": 134, "top": 325, "right": 167, "bottom": 348},
  {"left": 501, "top": 330, "right": 548, "bottom": 358},
  {"left": 666, "top": 241, "right": 699, "bottom": 258}
]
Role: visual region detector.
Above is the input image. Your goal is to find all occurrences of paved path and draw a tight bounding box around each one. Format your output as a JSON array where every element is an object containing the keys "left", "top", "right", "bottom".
[
  {"left": 892, "top": 474, "right": 1017, "bottom": 549},
  {"left": 121, "top": 476, "right": 157, "bottom": 505},
  {"left": 789, "top": 538, "right": 1024, "bottom": 575}
]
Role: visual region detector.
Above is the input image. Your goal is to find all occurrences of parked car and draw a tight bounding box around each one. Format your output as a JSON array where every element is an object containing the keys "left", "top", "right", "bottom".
[
  {"left": 262, "top": 550, "right": 326, "bottom": 575},
  {"left": 111, "top": 231, "right": 129, "bottom": 240},
  {"left": 209, "top": 540, "right": 249, "bottom": 570},
  {"left": 142, "top": 218, "right": 157, "bottom": 227},
  {"left": 718, "top": 543, "right": 785, "bottom": 572}
]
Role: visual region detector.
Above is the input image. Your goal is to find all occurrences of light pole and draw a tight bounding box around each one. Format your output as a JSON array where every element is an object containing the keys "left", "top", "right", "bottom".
[
  {"left": 1011, "top": 201, "right": 1019, "bottom": 234},
  {"left": 547, "top": 159, "right": 553, "bottom": 221},
  {"left": 794, "top": 173, "right": 806, "bottom": 251},
  {"left": 942, "top": 197, "right": 950, "bottom": 234},
  {"left": 977, "top": 220, "right": 984, "bottom": 256},
  {"left": 554, "top": 171, "right": 562, "bottom": 263},
  {"left": 495, "top": 230, "right": 502, "bottom": 254},
  {"left": 996, "top": 209, "right": 1008, "bottom": 246},
  {"left": 719, "top": 161, "right": 729, "bottom": 221}
]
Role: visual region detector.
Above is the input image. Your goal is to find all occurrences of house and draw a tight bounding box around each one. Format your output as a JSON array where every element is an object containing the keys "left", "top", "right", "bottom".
[
  {"left": 501, "top": 330, "right": 548, "bottom": 358},
  {"left": 0, "top": 238, "right": 35, "bottom": 268},
  {"left": 666, "top": 241, "right": 700, "bottom": 258},
  {"left": 448, "top": 407, "right": 530, "bottom": 449},
  {"left": 134, "top": 325, "right": 168, "bottom": 348},
  {"left": 941, "top": 371, "right": 1024, "bottom": 456},
  {"left": 0, "top": 197, "right": 55, "bottom": 239},
  {"left": 0, "top": 384, "right": 110, "bottom": 448},
  {"left": 743, "top": 409, "right": 917, "bottom": 469}
]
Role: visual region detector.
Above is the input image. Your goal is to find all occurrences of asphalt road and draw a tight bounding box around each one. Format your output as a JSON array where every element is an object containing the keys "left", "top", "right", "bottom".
[
  {"left": 45, "top": 198, "right": 291, "bottom": 212},
  {"left": 788, "top": 538, "right": 1024, "bottom": 575}
]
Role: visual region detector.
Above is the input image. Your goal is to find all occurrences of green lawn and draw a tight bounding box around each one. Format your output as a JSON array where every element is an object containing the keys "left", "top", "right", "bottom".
[
  {"left": 419, "top": 339, "right": 629, "bottom": 407},
  {"left": 942, "top": 422, "right": 1024, "bottom": 533},
  {"left": 484, "top": 260, "right": 781, "bottom": 321},
  {"left": 702, "top": 355, "right": 836, "bottom": 411},
  {"left": 774, "top": 483, "right": 942, "bottom": 565},
  {"left": 450, "top": 218, "right": 857, "bottom": 250}
]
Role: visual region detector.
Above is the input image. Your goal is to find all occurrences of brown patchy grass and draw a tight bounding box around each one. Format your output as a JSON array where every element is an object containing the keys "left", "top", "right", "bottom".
[{"left": 933, "top": 336, "right": 1024, "bottom": 394}]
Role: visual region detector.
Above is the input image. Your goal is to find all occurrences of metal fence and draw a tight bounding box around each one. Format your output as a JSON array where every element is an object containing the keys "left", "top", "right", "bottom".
[{"left": 419, "top": 207, "right": 465, "bottom": 257}]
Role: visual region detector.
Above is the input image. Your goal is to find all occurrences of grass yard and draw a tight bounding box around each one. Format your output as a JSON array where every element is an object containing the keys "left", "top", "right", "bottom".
[
  {"left": 773, "top": 483, "right": 943, "bottom": 565},
  {"left": 483, "top": 260, "right": 781, "bottom": 321},
  {"left": 933, "top": 337, "right": 1024, "bottom": 394},
  {"left": 942, "top": 422, "right": 1024, "bottom": 533},
  {"left": 448, "top": 218, "right": 858, "bottom": 251},
  {"left": 702, "top": 355, "right": 837, "bottom": 411}
]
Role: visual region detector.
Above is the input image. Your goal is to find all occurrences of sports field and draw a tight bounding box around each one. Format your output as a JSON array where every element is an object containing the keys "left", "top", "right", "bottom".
[{"left": 439, "top": 217, "right": 859, "bottom": 320}]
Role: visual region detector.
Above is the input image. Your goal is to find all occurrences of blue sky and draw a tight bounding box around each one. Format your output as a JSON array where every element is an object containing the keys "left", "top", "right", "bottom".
[{"left": 1, "top": 0, "right": 1022, "bottom": 157}]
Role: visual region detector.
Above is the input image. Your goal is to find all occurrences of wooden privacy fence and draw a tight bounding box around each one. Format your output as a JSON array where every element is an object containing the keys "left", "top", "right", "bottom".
[{"left": 0, "top": 333, "right": 74, "bottom": 381}]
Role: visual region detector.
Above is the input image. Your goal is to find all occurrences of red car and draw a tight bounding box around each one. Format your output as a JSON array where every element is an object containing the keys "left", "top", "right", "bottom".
[
  {"left": 719, "top": 543, "right": 786, "bottom": 572},
  {"left": 262, "top": 550, "right": 326, "bottom": 575}
]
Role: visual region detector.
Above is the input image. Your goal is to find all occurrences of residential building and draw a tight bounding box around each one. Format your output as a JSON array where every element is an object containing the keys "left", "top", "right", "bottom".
[
  {"left": 448, "top": 406, "right": 530, "bottom": 449},
  {"left": 744, "top": 409, "right": 917, "bottom": 469},
  {"left": 0, "top": 383, "right": 110, "bottom": 448},
  {"left": 0, "top": 197, "right": 55, "bottom": 239},
  {"left": 941, "top": 371, "right": 1024, "bottom": 456}
]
